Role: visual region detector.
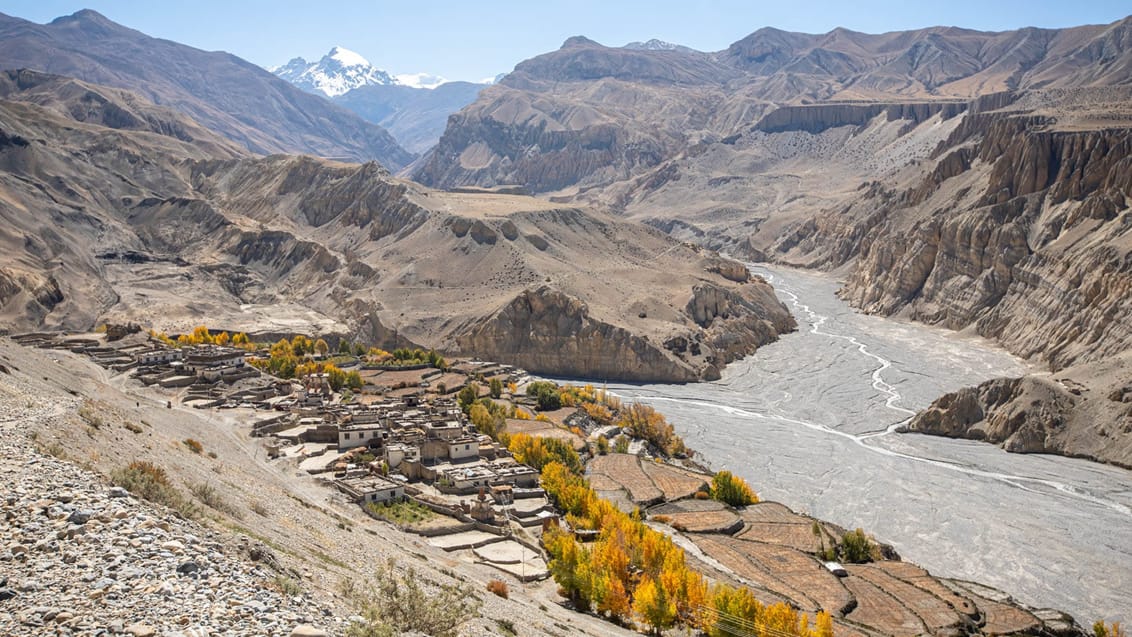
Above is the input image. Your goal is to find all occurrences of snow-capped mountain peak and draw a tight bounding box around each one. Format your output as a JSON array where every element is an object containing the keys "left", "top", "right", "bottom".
[
  {"left": 326, "top": 46, "right": 370, "bottom": 68},
  {"left": 622, "top": 39, "right": 698, "bottom": 53},
  {"left": 272, "top": 46, "right": 395, "bottom": 97}
]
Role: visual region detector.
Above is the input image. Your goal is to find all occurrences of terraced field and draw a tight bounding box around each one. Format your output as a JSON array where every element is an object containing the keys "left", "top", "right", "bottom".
[
  {"left": 735, "top": 501, "right": 840, "bottom": 552},
  {"left": 504, "top": 418, "right": 586, "bottom": 450},
  {"left": 962, "top": 591, "right": 1041, "bottom": 635},
  {"left": 587, "top": 453, "right": 664, "bottom": 504},
  {"left": 581, "top": 456, "right": 1064, "bottom": 637},
  {"left": 639, "top": 458, "right": 709, "bottom": 499},
  {"left": 690, "top": 534, "right": 853, "bottom": 614},
  {"left": 847, "top": 565, "right": 965, "bottom": 633},
  {"left": 874, "top": 561, "right": 978, "bottom": 618},
  {"left": 844, "top": 575, "right": 928, "bottom": 637},
  {"left": 666, "top": 509, "right": 742, "bottom": 533}
]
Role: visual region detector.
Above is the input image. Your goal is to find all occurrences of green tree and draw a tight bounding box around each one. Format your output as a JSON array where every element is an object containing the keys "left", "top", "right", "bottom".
[
  {"left": 527, "top": 381, "right": 562, "bottom": 411},
  {"left": 457, "top": 383, "right": 479, "bottom": 413},
  {"left": 839, "top": 528, "right": 875, "bottom": 563},
  {"left": 339, "top": 339, "right": 352, "bottom": 354},
  {"left": 613, "top": 435, "right": 630, "bottom": 454},
  {"left": 489, "top": 378, "right": 503, "bottom": 399}
]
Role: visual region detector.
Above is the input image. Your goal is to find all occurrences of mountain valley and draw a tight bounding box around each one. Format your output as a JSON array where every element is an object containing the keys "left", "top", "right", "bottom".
[{"left": 0, "top": 6, "right": 1130, "bottom": 636}]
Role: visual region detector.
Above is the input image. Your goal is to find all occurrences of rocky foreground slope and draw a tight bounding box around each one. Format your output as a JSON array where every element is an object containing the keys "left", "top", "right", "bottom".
[{"left": 0, "top": 69, "right": 793, "bottom": 382}]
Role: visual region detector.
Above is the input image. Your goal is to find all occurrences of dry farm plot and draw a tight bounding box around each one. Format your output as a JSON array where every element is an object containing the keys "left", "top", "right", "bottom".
[
  {"left": 735, "top": 501, "right": 839, "bottom": 552},
  {"left": 738, "top": 501, "right": 806, "bottom": 523},
  {"left": 690, "top": 534, "right": 852, "bottom": 614},
  {"left": 843, "top": 574, "right": 928, "bottom": 637},
  {"left": 689, "top": 533, "right": 814, "bottom": 608},
  {"left": 650, "top": 498, "right": 728, "bottom": 515},
  {"left": 874, "top": 561, "right": 978, "bottom": 617},
  {"left": 967, "top": 592, "right": 1041, "bottom": 635},
  {"left": 847, "top": 564, "right": 964, "bottom": 632},
  {"left": 587, "top": 453, "right": 663, "bottom": 504},
  {"left": 665, "top": 509, "right": 742, "bottom": 534},
  {"left": 639, "top": 459, "right": 709, "bottom": 500},
  {"left": 737, "top": 521, "right": 826, "bottom": 552},
  {"left": 505, "top": 418, "right": 586, "bottom": 450}
]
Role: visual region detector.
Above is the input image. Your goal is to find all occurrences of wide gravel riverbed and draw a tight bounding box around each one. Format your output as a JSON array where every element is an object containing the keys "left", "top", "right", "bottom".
[{"left": 604, "top": 265, "right": 1131, "bottom": 624}]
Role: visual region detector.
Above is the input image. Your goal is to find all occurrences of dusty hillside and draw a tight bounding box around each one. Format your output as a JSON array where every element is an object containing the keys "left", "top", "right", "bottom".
[
  {"left": 0, "top": 9, "right": 413, "bottom": 169},
  {"left": 0, "top": 71, "right": 793, "bottom": 382}
]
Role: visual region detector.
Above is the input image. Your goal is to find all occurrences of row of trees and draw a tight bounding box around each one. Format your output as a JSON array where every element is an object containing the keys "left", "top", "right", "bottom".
[
  {"left": 540, "top": 461, "right": 832, "bottom": 636},
  {"left": 507, "top": 433, "right": 583, "bottom": 474},
  {"left": 615, "top": 402, "right": 687, "bottom": 457},
  {"left": 557, "top": 384, "right": 689, "bottom": 458},
  {"left": 150, "top": 326, "right": 255, "bottom": 350},
  {"left": 249, "top": 347, "right": 363, "bottom": 391}
]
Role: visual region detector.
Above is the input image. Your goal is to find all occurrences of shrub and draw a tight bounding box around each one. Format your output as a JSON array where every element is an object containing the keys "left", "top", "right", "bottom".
[
  {"left": 272, "top": 574, "right": 303, "bottom": 596},
  {"left": 78, "top": 400, "right": 105, "bottom": 429},
  {"left": 340, "top": 559, "right": 481, "bottom": 637},
  {"left": 613, "top": 434, "right": 630, "bottom": 454},
  {"left": 111, "top": 461, "right": 199, "bottom": 518},
  {"left": 1094, "top": 622, "right": 1125, "bottom": 637},
  {"left": 486, "top": 579, "right": 509, "bottom": 599},
  {"left": 189, "top": 482, "right": 243, "bottom": 519},
  {"left": 182, "top": 438, "right": 204, "bottom": 454}
]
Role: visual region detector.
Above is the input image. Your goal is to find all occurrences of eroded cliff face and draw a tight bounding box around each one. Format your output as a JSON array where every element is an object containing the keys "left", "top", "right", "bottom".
[
  {"left": 907, "top": 353, "right": 1132, "bottom": 468},
  {"left": 840, "top": 111, "right": 1132, "bottom": 372},
  {"left": 457, "top": 276, "right": 795, "bottom": 383}
]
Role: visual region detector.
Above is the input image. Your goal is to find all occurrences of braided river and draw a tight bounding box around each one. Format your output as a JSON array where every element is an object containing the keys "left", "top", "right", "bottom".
[{"left": 604, "top": 265, "right": 1131, "bottom": 623}]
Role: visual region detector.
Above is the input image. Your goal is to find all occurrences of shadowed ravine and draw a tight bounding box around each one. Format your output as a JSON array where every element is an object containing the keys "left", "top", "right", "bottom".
[{"left": 600, "top": 266, "right": 1132, "bottom": 624}]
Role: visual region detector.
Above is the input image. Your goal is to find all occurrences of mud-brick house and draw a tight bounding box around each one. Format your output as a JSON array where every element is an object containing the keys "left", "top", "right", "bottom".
[
  {"left": 184, "top": 345, "right": 246, "bottom": 372},
  {"left": 335, "top": 475, "right": 405, "bottom": 505}
]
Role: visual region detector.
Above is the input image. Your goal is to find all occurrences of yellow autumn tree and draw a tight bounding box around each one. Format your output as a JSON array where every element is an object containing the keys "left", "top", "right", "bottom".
[
  {"left": 634, "top": 576, "right": 676, "bottom": 635},
  {"left": 314, "top": 338, "right": 329, "bottom": 357}
]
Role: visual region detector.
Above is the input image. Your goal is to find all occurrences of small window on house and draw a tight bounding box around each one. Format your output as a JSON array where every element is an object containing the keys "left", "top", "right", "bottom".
[{"left": 344, "top": 433, "right": 351, "bottom": 440}]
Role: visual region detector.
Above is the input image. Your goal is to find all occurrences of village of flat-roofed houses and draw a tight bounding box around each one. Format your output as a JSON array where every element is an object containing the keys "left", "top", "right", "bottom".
[{"left": 8, "top": 325, "right": 610, "bottom": 581}]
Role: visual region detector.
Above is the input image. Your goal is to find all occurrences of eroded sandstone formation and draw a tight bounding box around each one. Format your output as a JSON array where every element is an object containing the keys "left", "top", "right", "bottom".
[{"left": 906, "top": 353, "right": 1132, "bottom": 468}]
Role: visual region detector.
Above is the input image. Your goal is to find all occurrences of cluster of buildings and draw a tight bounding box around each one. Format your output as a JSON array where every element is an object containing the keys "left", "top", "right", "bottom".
[
  {"left": 258, "top": 395, "right": 542, "bottom": 507},
  {"left": 12, "top": 328, "right": 554, "bottom": 528}
]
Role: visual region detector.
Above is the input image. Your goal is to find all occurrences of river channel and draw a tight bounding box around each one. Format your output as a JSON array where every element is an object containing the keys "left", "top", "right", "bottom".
[{"left": 603, "top": 265, "right": 1131, "bottom": 624}]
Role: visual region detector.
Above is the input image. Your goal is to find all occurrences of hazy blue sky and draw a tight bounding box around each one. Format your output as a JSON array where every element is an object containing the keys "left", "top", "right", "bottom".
[{"left": 4, "top": 1, "right": 1130, "bottom": 82}]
